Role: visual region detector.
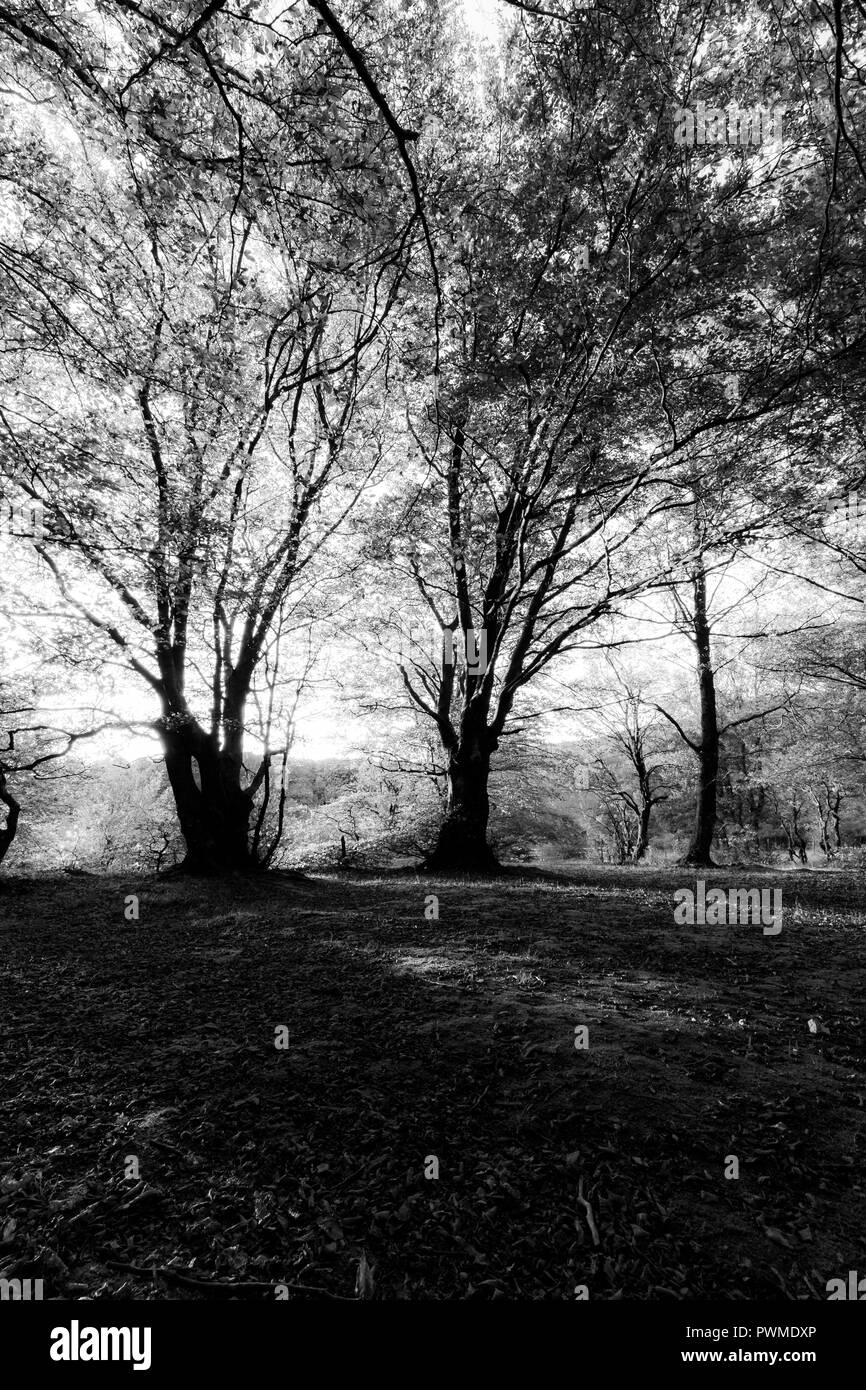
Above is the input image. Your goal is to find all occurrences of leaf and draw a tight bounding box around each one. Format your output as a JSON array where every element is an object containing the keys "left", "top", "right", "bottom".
[
  {"left": 355, "top": 1251, "right": 375, "bottom": 1300},
  {"left": 763, "top": 1226, "right": 793, "bottom": 1248}
]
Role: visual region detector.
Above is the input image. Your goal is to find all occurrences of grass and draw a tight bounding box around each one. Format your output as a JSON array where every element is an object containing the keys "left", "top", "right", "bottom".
[{"left": 0, "top": 864, "right": 864, "bottom": 1300}]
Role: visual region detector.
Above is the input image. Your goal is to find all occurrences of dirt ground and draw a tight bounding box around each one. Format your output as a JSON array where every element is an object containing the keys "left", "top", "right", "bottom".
[{"left": 0, "top": 865, "right": 864, "bottom": 1300}]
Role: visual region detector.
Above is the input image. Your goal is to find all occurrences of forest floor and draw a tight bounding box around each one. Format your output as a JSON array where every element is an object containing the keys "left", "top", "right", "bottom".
[{"left": 0, "top": 865, "right": 864, "bottom": 1301}]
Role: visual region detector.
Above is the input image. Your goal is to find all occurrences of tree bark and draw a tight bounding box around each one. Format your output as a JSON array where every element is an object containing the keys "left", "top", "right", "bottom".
[
  {"left": 631, "top": 728, "right": 664, "bottom": 862},
  {"left": 0, "top": 765, "right": 21, "bottom": 871},
  {"left": 830, "top": 789, "right": 843, "bottom": 852},
  {"left": 426, "top": 737, "right": 500, "bottom": 872},
  {"left": 682, "top": 556, "right": 719, "bottom": 867},
  {"left": 634, "top": 798, "right": 652, "bottom": 862},
  {"left": 776, "top": 794, "right": 808, "bottom": 863},
  {"left": 159, "top": 720, "right": 255, "bottom": 874}
]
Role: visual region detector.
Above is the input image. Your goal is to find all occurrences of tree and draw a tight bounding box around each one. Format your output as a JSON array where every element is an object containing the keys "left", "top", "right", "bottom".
[
  {"left": 0, "top": 1, "right": 424, "bottom": 872},
  {"left": 0, "top": 648, "right": 125, "bottom": 875},
  {"left": 592, "top": 690, "right": 668, "bottom": 863},
  {"left": 654, "top": 521, "right": 796, "bottom": 866},
  {"left": 769, "top": 784, "right": 809, "bottom": 863},
  {"left": 0, "top": 759, "right": 19, "bottom": 870},
  {"left": 370, "top": 0, "right": 834, "bottom": 870}
]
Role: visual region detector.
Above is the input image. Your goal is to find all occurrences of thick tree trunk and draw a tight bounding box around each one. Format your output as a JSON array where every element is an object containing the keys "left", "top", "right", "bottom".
[
  {"left": 0, "top": 766, "right": 21, "bottom": 871},
  {"left": 831, "top": 793, "right": 843, "bottom": 852},
  {"left": 426, "top": 740, "right": 500, "bottom": 872},
  {"left": 633, "top": 799, "right": 652, "bottom": 862},
  {"left": 684, "top": 741, "right": 719, "bottom": 866},
  {"left": 160, "top": 722, "right": 255, "bottom": 874},
  {"left": 682, "top": 559, "right": 719, "bottom": 868}
]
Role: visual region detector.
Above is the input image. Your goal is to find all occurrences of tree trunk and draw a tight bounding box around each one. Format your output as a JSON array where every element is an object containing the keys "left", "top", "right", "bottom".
[
  {"left": 830, "top": 791, "right": 843, "bottom": 851},
  {"left": 631, "top": 728, "right": 661, "bottom": 862},
  {"left": 633, "top": 799, "right": 652, "bottom": 862},
  {"left": 159, "top": 721, "right": 255, "bottom": 874},
  {"left": 0, "top": 765, "right": 21, "bottom": 871},
  {"left": 808, "top": 786, "right": 833, "bottom": 860},
  {"left": 426, "top": 739, "right": 499, "bottom": 872},
  {"left": 779, "top": 800, "right": 808, "bottom": 863},
  {"left": 682, "top": 557, "right": 719, "bottom": 867}
]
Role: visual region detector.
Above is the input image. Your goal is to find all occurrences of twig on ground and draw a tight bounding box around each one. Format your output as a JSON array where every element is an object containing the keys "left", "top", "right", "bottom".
[
  {"left": 106, "top": 1260, "right": 355, "bottom": 1299},
  {"left": 577, "top": 1177, "right": 601, "bottom": 1246}
]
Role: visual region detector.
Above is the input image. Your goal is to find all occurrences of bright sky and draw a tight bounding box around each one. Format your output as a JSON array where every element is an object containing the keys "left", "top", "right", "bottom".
[{"left": 463, "top": 0, "right": 502, "bottom": 33}]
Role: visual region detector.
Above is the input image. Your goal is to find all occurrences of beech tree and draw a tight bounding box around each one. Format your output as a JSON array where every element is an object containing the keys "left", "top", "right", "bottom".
[
  {"left": 0, "top": 754, "right": 19, "bottom": 870},
  {"left": 0, "top": 1, "right": 428, "bottom": 872},
  {"left": 363, "top": 0, "right": 839, "bottom": 871},
  {"left": 585, "top": 684, "right": 668, "bottom": 863}
]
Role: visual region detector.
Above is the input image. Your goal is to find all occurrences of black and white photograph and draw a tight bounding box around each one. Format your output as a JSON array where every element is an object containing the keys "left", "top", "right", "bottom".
[{"left": 0, "top": 0, "right": 864, "bottom": 1371}]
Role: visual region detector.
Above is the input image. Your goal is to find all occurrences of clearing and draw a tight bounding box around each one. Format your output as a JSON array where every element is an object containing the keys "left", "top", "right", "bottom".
[{"left": 0, "top": 866, "right": 863, "bottom": 1300}]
